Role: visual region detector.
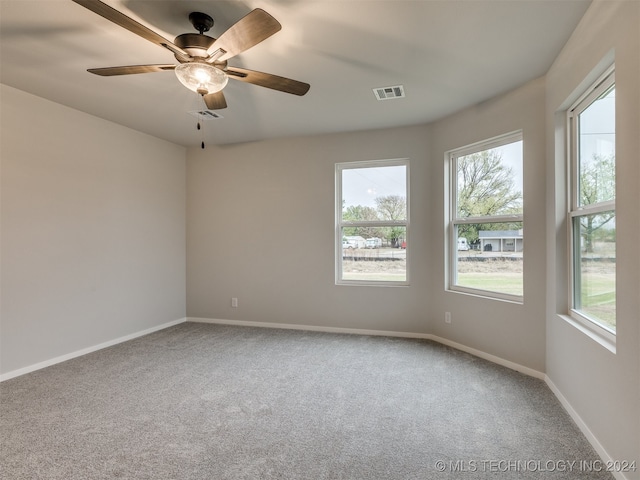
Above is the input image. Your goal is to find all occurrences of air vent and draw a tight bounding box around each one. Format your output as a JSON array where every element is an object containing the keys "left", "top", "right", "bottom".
[
  {"left": 373, "top": 85, "right": 405, "bottom": 101},
  {"left": 188, "top": 110, "right": 224, "bottom": 120}
]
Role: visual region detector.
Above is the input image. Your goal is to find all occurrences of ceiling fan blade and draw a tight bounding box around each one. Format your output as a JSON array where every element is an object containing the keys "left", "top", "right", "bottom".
[
  {"left": 209, "top": 9, "right": 281, "bottom": 61},
  {"left": 88, "top": 65, "right": 176, "bottom": 76},
  {"left": 203, "top": 91, "right": 228, "bottom": 110},
  {"left": 226, "top": 67, "right": 310, "bottom": 96},
  {"left": 71, "top": 0, "right": 189, "bottom": 58}
]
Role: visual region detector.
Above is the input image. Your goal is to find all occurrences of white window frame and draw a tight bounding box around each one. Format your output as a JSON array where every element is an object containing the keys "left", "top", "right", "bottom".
[
  {"left": 447, "top": 131, "right": 524, "bottom": 303},
  {"left": 567, "top": 67, "right": 616, "bottom": 342},
  {"left": 335, "top": 158, "right": 410, "bottom": 286}
]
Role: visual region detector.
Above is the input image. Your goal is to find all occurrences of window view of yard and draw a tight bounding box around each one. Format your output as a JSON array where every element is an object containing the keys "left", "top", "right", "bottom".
[
  {"left": 570, "top": 75, "right": 616, "bottom": 332},
  {"left": 450, "top": 134, "right": 524, "bottom": 299},
  {"left": 342, "top": 231, "right": 407, "bottom": 282},
  {"left": 337, "top": 160, "right": 408, "bottom": 284},
  {"left": 456, "top": 253, "right": 523, "bottom": 296},
  {"left": 574, "top": 220, "right": 616, "bottom": 330}
]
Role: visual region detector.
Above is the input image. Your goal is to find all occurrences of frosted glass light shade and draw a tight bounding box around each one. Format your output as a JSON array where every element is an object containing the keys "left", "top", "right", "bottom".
[{"left": 175, "top": 62, "right": 228, "bottom": 95}]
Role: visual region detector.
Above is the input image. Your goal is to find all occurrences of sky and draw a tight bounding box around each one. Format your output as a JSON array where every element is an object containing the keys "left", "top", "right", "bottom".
[
  {"left": 490, "top": 141, "right": 523, "bottom": 195},
  {"left": 579, "top": 87, "right": 615, "bottom": 165},
  {"left": 342, "top": 165, "right": 406, "bottom": 209}
]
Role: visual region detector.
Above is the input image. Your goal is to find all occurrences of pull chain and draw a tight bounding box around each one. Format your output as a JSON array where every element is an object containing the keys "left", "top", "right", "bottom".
[
  {"left": 197, "top": 113, "right": 205, "bottom": 149},
  {"left": 194, "top": 92, "right": 205, "bottom": 149}
]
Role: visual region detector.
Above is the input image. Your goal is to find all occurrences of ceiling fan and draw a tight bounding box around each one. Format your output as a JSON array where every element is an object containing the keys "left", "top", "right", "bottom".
[{"left": 71, "top": 0, "right": 310, "bottom": 110}]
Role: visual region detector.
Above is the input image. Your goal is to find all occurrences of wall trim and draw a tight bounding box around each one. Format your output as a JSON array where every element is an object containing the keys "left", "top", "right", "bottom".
[
  {"left": 544, "top": 376, "right": 628, "bottom": 480},
  {"left": 428, "top": 333, "right": 545, "bottom": 379},
  {"left": 188, "top": 316, "right": 435, "bottom": 338},
  {"left": 187, "top": 317, "right": 545, "bottom": 378},
  {"left": 0, "top": 317, "right": 187, "bottom": 382}
]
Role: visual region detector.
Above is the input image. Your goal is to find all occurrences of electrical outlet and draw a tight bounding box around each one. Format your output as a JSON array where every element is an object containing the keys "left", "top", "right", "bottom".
[
  {"left": 445, "top": 312, "right": 452, "bottom": 324},
  {"left": 231, "top": 297, "right": 238, "bottom": 308}
]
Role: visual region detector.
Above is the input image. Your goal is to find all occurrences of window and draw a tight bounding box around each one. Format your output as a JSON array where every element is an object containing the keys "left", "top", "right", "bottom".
[
  {"left": 336, "top": 159, "right": 409, "bottom": 285},
  {"left": 448, "top": 132, "right": 524, "bottom": 301},
  {"left": 568, "top": 69, "right": 615, "bottom": 336}
]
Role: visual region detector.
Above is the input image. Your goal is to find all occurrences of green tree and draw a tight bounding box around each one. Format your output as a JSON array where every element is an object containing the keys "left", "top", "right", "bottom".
[
  {"left": 342, "top": 204, "right": 380, "bottom": 237},
  {"left": 457, "top": 150, "right": 522, "bottom": 242}
]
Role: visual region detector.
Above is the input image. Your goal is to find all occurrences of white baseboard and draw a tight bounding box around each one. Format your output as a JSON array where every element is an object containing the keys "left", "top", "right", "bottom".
[
  {"left": 545, "top": 376, "right": 630, "bottom": 480},
  {"left": 188, "top": 316, "right": 434, "bottom": 339},
  {"left": 187, "top": 317, "right": 544, "bottom": 378},
  {"left": 428, "top": 334, "right": 546, "bottom": 379},
  {"left": 0, "top": 317, "right": 187, "bottom": 382}
]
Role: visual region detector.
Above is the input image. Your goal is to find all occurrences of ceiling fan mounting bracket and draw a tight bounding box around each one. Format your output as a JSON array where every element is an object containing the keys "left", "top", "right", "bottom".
[{"left": 188, "top": 12, "right": 214, "bottom": 34}]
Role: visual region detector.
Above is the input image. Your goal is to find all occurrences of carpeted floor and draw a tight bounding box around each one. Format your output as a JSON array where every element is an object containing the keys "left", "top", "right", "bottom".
[{"left": 1, "top": 323, "right": 612, "bottom": 479}]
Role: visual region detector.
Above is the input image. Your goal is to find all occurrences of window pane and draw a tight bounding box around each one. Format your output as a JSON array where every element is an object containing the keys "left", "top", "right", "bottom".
[
  {"left": 341, "top": 227, "right": 406, "bottom": 282},
  {"left": 573, "top": 212, "right": 616, "bottom": 331},
  {"left": 342, "top": 165, "right": 407, "bottom": 221},
  {"left": 455, "top": 222, "right": 523, "bottom": 297},
  {"left": 578, "top": 87, "right": 615, "bottom": 207},
  {"left": 456, "top": 141, "right": 523, "bottom": 218}
]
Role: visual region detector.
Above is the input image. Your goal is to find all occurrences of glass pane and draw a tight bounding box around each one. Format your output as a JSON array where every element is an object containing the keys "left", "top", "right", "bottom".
[
  {"left": 456, "top": 140, "right": 523, "bottom": 218},
  {"left": 573, "top": 212, "right": 616, "bottom": 331},
  {"left": 578, "top": 86, "right": 615, "bottom": 207},
  {"left": 455, "top": 222, "right": 523, "bottom": 296},
  {"left": 341, "top": 227, "right": 406, "bottom": 282},
  {"left": 342, "top": 165, "right": 406, "bottom": 221}
]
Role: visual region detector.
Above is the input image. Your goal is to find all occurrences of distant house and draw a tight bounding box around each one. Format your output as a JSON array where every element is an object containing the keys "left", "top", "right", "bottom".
[{"left": 478, "top": 229, "right": 523, "bottom": 252}]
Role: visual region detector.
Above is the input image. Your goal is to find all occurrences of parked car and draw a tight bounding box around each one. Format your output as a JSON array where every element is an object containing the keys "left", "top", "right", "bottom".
[
  {"left": 457, "top": 237, "right": 470, "bottom": 251},
  {"left": 344, "top": 236, "right": 366, "bottom": 248},
  {"left": 365, "top": 238, "right": 382, "bottom": 248}
]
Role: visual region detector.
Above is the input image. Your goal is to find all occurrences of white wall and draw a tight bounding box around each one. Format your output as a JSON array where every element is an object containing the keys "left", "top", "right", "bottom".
[
  {"left": 186, "top": 78, "right": 548, "bottom": 373},
  {"left": 187, "top": 126, "right": 432, "bottom": 334},
  {"left": 545, "top": 1, "right": 639, "bottom": 476},
  {"left": 0, "top": 85, "right": 187, "bottom": 376},
  {"left": 429, "top": 77, "right": 548, "bottom": 372}
]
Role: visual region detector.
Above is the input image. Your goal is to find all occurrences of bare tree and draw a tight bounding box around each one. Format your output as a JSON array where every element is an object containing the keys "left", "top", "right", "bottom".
[
  {"left": 375, "top": 195, "right": 406, "bottom": 220},
  {"left": 457, "top": 150, "right": 522, "bottom": 242},
  {"left": 579, "top": 153, "right": 615, "bottom": 253},
  {"left": 375, "top": 195, "right": 406, "bottom": 247}
]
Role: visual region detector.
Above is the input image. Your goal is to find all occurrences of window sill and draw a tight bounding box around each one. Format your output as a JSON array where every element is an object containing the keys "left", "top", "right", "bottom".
[
  {"left": 557, "top": 314, "right": 616, "bottom": 354},
  {"left": 336, "top": 280, "right": 409, "bottom": 288},
  {"left": 447, "top": 286, "right": 523, "bottom": 305}
]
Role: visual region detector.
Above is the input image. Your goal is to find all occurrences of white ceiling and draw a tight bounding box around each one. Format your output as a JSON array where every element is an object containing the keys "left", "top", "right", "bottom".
[{"left": 0, "top": 0, "right": 591, "bottom": 147}]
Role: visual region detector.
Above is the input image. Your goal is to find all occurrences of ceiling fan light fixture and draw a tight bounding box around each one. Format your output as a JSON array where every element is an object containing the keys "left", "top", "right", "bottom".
[{"left": 175, "top": 62, "right": 228, "bottom": 95}]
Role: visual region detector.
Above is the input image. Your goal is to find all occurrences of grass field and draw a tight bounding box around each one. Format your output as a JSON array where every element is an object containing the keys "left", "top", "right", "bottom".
[
  {"left": 456, "top": 272, "right": 523, "bottom": 296},
  {"left": 342, "top": 256, "right": 406, "bottom": 282},
  {"left": 341, "top": 252, "right": 615, "bottom": 330},
  {"left": 577, "top": 271, "right": 616, "bottom": 330}
]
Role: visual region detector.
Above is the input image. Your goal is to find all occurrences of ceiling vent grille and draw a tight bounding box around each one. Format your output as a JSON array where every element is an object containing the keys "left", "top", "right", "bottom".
[
  {"left": 188, "top": 110, "right": 224, "bottom": 120},
  {"left": 373, "top": 85, "right": 405, "bottom": 101}
]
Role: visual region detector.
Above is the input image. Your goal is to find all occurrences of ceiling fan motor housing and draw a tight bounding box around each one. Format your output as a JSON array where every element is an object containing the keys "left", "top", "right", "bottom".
[{"left": 174, "top": 33, "right": 216, "bottom": 60}]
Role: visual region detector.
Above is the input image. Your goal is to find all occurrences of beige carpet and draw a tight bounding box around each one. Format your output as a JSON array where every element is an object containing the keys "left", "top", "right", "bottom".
[{"left": 0, "top": 323, "right": 612, "bottom": 479}]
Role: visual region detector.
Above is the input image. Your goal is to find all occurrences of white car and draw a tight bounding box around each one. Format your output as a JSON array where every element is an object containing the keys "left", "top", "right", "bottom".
[
  {"left": 457, "top": 238, "right": 470, "bottom": 251},
  {"left": 365, "top": 238, "right": 382, "bottom": 248}
]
